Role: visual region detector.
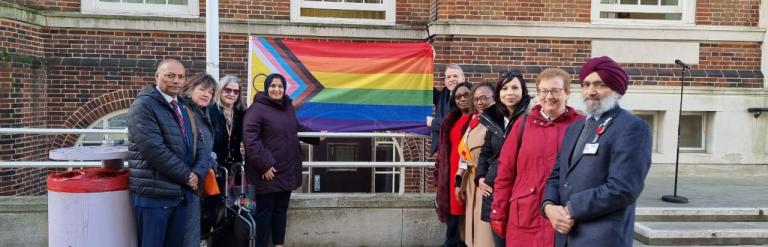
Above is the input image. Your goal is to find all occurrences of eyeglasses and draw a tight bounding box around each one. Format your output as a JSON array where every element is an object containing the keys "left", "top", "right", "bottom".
[
  {"left": 222, "top": 88, "right": 240, "bottom": 95},
  {"left": 499, "top": 70, "right": 522, "bottom": 79},
  {"left": 455, "top": 93, "right": 470, "bottom": 100},
  {"left": 473, "top": 95, "right": 493, "bottom": 103},
  {"left": 538, "top": 88, "right": 564, "bottom": 96}
]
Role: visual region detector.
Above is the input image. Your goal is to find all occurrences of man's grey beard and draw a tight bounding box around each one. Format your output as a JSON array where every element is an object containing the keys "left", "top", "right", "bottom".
[{"left": 584, "top": 91, "right": 621, "bottom": 117}]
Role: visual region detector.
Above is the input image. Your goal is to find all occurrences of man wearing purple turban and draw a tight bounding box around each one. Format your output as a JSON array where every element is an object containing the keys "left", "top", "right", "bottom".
[{"left": 541, "top": 56, "right": 653, "bottom": 247}]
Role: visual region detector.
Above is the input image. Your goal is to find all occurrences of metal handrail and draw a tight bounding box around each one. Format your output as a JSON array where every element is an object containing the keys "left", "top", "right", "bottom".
[
  {"left": 0, "top": 161, "right": 433, "bottom": 169},
  {"left": 0, "top": 128, "right": 427, "bottom": 138},
  {"left": 0, "top": 128, "right": 431, "bottom": 194}
]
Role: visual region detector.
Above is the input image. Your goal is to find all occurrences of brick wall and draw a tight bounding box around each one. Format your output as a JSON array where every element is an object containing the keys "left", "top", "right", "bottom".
[
  {"left": 697, "top": 0, "right": 759, "bottom": 27},
  {"left": 4, "top": 0, "right": 78, "bottom": 12},
  {"left": 432, "top": 36, "right": 592, "bottom": 86},
  {"left": 0, "top": 19, "right": 50, "bottom": 196},
  {"left": 431, "top": 36, "right": 763, "bottom": 88},
  {"left": 436, "top": 0, "right": 590, "bottom": 22}
]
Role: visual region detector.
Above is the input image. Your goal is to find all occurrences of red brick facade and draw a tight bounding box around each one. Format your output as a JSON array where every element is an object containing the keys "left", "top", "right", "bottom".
[
  {"left": 0, "top": 0, "right": 764, "bottom": 195},
  {"left": 697, "top": 0, "right": 760, "bottom": 26},
  {"left": 436, "top": 0, "right": 590, "bottom": 22}
]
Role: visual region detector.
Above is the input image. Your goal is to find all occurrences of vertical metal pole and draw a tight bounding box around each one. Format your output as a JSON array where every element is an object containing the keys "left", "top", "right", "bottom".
[
  {"left": 205, "top": 0, "right": 219, "bottom": 80},
  {"left": 391, "top": 135, "right": 406, "bottom": 195}
]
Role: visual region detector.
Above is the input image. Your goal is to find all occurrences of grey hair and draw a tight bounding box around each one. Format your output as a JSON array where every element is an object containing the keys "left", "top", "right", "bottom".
[
  {"left": 214, "top": 75, "right": 245, "bottom": 111},
  {"left": 445, "top": 64, "right": 465, "bottom": 77}
]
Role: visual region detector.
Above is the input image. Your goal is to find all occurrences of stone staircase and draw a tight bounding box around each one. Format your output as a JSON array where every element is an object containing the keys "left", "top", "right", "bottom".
[{"left": 634, "top": 207, "right": 768, "bottom": 245}]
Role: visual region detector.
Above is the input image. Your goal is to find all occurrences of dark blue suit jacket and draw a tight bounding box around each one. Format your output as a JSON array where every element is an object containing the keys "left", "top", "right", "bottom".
[{"left": 542, "top": 106, "right": 652, "bottom": 247}]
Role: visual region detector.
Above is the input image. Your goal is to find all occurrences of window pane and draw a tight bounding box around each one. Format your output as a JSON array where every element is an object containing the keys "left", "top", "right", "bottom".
[
  {"left": 374, "top": 173, "right": 399, "bottom": 193},
  {"left": 300, "top": 8, "right": 385, "bottom": 20},
  {"left": 328, "top": 144, "right": 357, "bottom": 161},
  {"left": 145, "top": 0, "right": 165, "bottom": 4},
  {"left": 620, "top": 0, "right": 638, "bottom": 4},
  {"left": 364, "top": 0, "right": 383, "bottom": 3},
  {"left": 167, "top": 0, "right": 187, "bottom": 5},
  {"left": 640, "top": 0, "right": 658, "bottom": 5},
  {"left": 99, "top": 0, "right": 121, "bottom": 2},
  {"left": 638, "top": 114, "right": 654, "bottom": 129},
  {"left": 375, "top": 144, "right": 394, "bottom": 162},
  {"left": 600, "top": 12, "right": 681, "bottom": 20},
  {"left": 122, "top": 0, "right": 143, "bottom": 3},
  {"left": 300, "top": 143, "right": 311, "bottom": 162},
  {"left": 680, "top": 115, "right": 703, "bottom": 149},
  {"left": 661, "top": 0, "right": 678, "bottom": 5},
  {"left": 108, "top": 113, "right": 128, "bottom": 129},
  {"left": 601, "top": 0, "right": 618, "bottom": 3}
]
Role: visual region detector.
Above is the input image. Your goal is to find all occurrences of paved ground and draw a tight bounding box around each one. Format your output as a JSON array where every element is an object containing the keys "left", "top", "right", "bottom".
[
  {"left": 638, "top": 175, "right": 768, "bottom": 209},
  {"left": 633, "top": 174, "right": 768, "bottom": 246}
]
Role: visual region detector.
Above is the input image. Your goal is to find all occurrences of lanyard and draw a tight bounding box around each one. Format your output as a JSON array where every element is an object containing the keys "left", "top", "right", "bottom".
[{"left": 591, "top": 117, "right": 613, "bottom": 143}]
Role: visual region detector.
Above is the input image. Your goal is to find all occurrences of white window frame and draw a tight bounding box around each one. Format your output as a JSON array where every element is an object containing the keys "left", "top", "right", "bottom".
[
  {"left": 679, "top": 111, "right": 707, "bottom": 152},
  {"left": 81, "top": 0, "right": 199, "bottom": 18},
  {"left": 373, "top": 140, "right": 399, "bottom": 193},
  {"left": 290, "top": 0, "right": 396, "bottom": 26},
  {"left": 75, "top": 109, "right": 129, "bottom": 147},
  {"left": 591, "top": 0, "right": 695, "bottom": 26},
  {"left": 633, "top": 111, "right": 659, "bottom": 152}
]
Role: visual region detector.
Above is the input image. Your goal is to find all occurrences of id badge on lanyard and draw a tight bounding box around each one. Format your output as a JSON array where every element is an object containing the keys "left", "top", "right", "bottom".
[{"left": 583, "top": 117, "right": 613, "bottom": 155}]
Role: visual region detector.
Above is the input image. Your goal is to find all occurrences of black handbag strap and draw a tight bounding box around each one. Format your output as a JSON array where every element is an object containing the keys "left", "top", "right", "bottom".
[{"left": 515, "top": 113, "right": 528, "bottom": 157}]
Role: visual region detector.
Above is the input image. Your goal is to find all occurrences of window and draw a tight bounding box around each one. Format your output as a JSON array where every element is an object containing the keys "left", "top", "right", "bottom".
[
  {"left": 634, "top": 111, "right": 660, "bottom": 152},
  {"left": 373, "top": 139, "right": 400, "bottom": 193},
  {"left": 76, "top": 110, "right": 129, "bottom": 147},
  {"left": 296, "top": 143, "right": 313, "bottom": 193},
  {"left": 290, "top": 0, "right": 396, "bottom": 25},
  {"left": 591, "top": 0, "right": 695, "bottom": 25},
  {"left": 81, "top": 0, "right": 199, "bottom": 18},
  {"left": 679, "top": 112, "right": 707, "bottom": 152}
]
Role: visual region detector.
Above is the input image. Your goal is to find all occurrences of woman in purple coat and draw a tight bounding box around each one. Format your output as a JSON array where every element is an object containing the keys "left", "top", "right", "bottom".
[{"left": 243, "top": 73, "right": 317, "bottom": 247}]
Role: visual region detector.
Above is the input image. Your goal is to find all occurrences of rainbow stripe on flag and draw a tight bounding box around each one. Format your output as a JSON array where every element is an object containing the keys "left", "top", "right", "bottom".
[{"left": 248, "top": 37, "right": 433, "bottom": 134}]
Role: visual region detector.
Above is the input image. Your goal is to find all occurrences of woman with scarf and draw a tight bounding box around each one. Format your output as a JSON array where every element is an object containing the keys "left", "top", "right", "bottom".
[
  {"left": 455, "top": 82, "right": 496, "bottom": 247},
  {"left": 243, "top": 73, "right": 318, "bottom": 247}
]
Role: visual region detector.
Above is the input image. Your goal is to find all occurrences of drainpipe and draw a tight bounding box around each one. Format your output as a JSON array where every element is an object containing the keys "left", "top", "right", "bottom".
[
  {"left": 760, "top": 0, "right": 768, "bottom": 88},
  {"left": 206, "top": 0, "right": 219, "bottom": 80}
]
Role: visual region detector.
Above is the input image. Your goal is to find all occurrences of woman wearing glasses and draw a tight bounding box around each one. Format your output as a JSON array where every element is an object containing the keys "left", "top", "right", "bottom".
[
  {"left": 201, "top": 75, "right": 246, "bottom": 238},
  {"left": 454, "top": 82, "right": 496, "bottom": 247},
  {"left": 474, "top": 71, "right": 532, "bottom": 247},
  {"left": 435, "top": 82, "right": 473, "bottom": 247},
  {"left": 490, "top": 68, "right": 584, "bottom": 246}
]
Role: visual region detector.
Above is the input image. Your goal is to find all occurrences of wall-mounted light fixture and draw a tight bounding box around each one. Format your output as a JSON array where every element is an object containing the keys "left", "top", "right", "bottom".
[{"left": 747, "top": 108, "right": 768, "bottom": 118}]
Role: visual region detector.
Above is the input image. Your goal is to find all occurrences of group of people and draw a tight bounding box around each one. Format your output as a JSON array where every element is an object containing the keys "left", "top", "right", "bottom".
[
  {"left": 432, "top": 56, "right": 653, "bottom": 247},
  {"left": 127, "top": 58, "right": 313, "bottom": 247}
]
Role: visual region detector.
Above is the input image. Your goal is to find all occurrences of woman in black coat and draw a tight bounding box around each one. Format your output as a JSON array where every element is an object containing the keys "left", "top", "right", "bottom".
[
  {"left": 475, "top": 71, "right": 531, "bottom": 247},
  {"left": 201, "top": 75, "right": 246, "bottom": 238},
  {"left": 243, "top": 73, "right": 318, "bottom": 247}
]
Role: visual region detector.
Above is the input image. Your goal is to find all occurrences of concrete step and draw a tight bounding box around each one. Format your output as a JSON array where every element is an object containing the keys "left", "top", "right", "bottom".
[
  {"left": 634, "top": 222, "right": 768, "bottom": 245},
  {"left": 636, "top": 207, "right": 768, "bottom": 222}
]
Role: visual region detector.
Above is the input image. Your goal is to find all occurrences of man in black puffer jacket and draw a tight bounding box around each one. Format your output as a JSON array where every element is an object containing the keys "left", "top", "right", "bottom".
[{"left": 127, "top": 58, "right": 212, "bottom": 247}]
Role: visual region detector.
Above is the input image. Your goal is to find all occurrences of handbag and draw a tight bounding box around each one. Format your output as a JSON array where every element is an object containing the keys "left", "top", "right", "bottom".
[{"left": 203, "top": 168, "right": 221, "bottom": 197}]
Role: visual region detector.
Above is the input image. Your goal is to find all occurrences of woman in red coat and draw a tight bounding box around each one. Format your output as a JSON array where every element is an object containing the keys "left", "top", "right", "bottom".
[
  {"left": 435, "top": 82, "right": 473, "bottom": 247},
  {"left": 490, "top": 68, "right": 584, "bottom": 246}
]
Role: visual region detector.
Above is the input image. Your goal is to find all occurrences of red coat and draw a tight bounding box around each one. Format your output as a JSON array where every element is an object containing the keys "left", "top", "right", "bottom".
[
  {"left": 491, "top": 105, "right": 583, "bottom": 246},
  {"left": 434, "top": 112, "right": 469, "bottom": 222}
]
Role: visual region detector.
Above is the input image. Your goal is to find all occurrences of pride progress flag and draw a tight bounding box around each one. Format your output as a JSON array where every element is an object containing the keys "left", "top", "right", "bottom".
[{"left": 248, "top": 37, "right": 433, "bottom": 134}]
